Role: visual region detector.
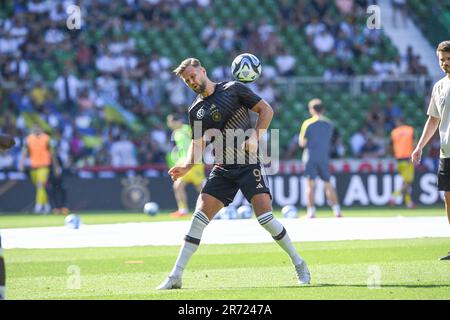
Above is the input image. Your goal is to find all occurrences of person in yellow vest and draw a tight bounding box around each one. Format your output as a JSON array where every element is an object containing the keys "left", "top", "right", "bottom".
[
  {"left": 19, "top": 125, "right": 58, "bottom": 214},
  {"left": 389, "top": 118, "right": 416, "bottom": 208}
]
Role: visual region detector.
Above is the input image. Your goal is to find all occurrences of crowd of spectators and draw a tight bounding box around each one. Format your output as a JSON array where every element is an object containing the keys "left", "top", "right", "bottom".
[{"left": 0, "top": 0, "right": 433, "bottom": 171}]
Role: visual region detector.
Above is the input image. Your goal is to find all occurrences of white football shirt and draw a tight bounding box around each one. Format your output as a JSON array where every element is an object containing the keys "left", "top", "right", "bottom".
[{"left": 427, "top": 76, "right": 450, "bottom": 158}]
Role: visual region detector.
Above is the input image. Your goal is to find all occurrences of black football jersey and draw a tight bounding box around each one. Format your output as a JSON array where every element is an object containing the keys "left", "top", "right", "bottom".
[{"left": 188, "top": 81, "right": 262, "bottom": 165}]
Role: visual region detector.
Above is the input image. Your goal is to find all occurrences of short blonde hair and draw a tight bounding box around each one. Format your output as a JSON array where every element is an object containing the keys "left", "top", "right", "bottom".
[
  {"left": 173, "top": 58, "right": 202, "bottom": 76},
  {"left": 308, "top": 98, "right": 323, "bottom": 109}
]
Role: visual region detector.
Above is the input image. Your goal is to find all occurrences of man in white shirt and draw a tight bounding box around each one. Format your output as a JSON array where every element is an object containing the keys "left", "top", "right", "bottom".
[{"left": 411, "top": 41, "right": 450, "bottom": 261}]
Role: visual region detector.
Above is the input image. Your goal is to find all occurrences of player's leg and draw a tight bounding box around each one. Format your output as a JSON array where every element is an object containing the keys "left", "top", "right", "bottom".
[
  {"left": 306, "top": 179, "right": 316, "bottom": 218},
  {"left": 30, "top": 168, "right": 42, "bottom": 213},
  {"left": 241, "top": 165, "right": 310, "bottom": 284},
  {"left": 440, "top": 192, "right": 450, "bottom": 260},
  {"left": 171, "top": 179, "right": 189, "bottom": 217},
  {"left": 157, "top": 168, "right": 237, "bottom": 290},
  {"left": 156, "top": 193, "right": 224, "bottom": 290},
  {"left": 319, "top": 162, "right": 341, "bottom": 217},
  {"left": 36, "top": 167, "right": 51, "bottom": 214},
  {"left": 445, "top": 192, "right": 450, "bottom": 225},
  {"left": 403, "top": 162, "right": 415, "bottom": 208},
  {"left": 390, "top": 161, "right": 402, "bottom": 206},
  {"left": 402, "top": 182, "right": 415, "bottom": 208},
  {"left": 0, "top": 235, "right": 5, "bottom": 300},
  {"left": 437, "top": 159, "right": 450, "bottom": 260},
  {"left": 304, "top": 161, "right": 317, "bottom": 218},
  {"left": 324, "top": 182, "right": 341, "bottom": 217},
  {"left": 252, "top": 193, "right": 310, "bottom": 282}
]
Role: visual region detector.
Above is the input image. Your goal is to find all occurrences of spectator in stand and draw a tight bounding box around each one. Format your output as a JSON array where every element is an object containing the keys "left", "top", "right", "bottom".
[
  {"left": 30, "top": 80, "right": 50, "bottom": 110},
  {"left": 364, "top": 102, "right": 386, "bottom": 133},
  {"left": 311, "top": 0, "right": 331, "bottom": 18},
  {"left": 275, "top": 48, "right": 296, "bottom": 76},
  {"left": 276, "top": 0, "right": 295, "bottom": 28},
  {"left": 350, "top": 126, "right": 369, "bottom": 158},
  {"left": 264, "top": 30, "right": 283, "bottom": 60},
  {"left": 391, "top": 0, "right": 408, "bottom": 28},
  {"left": 313, "top": 29, "right": 335, "bottom": 57},
  {"left": 383, "top": 98, "right": 403, "bottom": 131},
  {"left": 330, "top": 129, "right": 345, "bottom": 159},
  {"left": 360, "top": 135, "right": 384, "bottom": 158},
  {"left": 76, "top": 40, "right": 94, "bottom": 76},
  {"left": 305, "top": 15, "right": 326, "bottom": 44},
  {"left": 54, "top": 68, "right": 81, "bottom": 112},
  {"left": 110, "top": 133, "right": 138, "bottom": 168}
]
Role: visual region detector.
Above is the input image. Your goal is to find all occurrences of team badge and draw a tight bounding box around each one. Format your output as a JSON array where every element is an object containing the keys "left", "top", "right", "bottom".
[
  {"left": 211, "top": 109, "right": 222, "bottom": 122},
  {"left": 197, "top": 108, "right": 205, "bottom": 119},
  {"left": 121, "top": 176, "right": 150, "bottom": 210}
]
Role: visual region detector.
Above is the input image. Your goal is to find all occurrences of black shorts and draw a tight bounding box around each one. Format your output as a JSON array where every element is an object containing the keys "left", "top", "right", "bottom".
[
  {"left": 437, "top": 158, "right": 450, "bottom": 191},
  {"left": 201, "top": 163, "right": 272, "bottom": 206}
]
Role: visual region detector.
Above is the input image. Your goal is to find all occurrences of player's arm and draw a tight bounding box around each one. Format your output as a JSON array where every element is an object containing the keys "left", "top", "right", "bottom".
[
  {"left": 168, "top": 138, "right": 204, "bottom": 181},
  {"left": 411, "top": 115, "right": 440, "bottom": 164},
  {"left": 250, "top": 99, "right": 274, "bottom": 139},
  {"left": 244, "top": 99, "right": 273, "bottom": 152},
  {"left": 298, "top": 122, "right": 308, "bottom": 148},
  {"left": 184, "top": 137, "right": 205, "bottom": 168}
]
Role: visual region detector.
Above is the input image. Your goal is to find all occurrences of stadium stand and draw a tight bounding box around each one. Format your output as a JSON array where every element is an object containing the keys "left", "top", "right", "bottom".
[
  {"left": 407, "top": 0, "right": 450, "bottom": 48},
  {"left": 0, "top": 0, "right": 435, "bottom": 169}
]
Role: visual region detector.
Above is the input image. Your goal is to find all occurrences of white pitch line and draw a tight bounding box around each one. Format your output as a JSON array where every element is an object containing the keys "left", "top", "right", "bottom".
[{"left": 1, "top": 217, "right": 450, "bottom": 249}]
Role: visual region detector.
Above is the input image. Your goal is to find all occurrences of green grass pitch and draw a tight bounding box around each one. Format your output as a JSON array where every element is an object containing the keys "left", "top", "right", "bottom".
[
  {"left": 5, "top": 238, "right": 450, "bottom": 300},
  {"left": 0, "top": 206, "right": 446, "bottom": 229},
  {"left": 2, "top": 207, "right": 450, "bottom": 300}
]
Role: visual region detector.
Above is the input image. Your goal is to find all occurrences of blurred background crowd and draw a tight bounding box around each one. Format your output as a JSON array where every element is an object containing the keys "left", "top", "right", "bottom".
[{"left": 0, "top": 0, "right": 442, "bottom": 172}]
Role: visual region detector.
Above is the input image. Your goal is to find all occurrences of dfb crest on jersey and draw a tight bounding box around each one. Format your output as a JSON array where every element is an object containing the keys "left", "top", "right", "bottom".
[
  {"left": 121, "top": 176, "right": 150, "bottom": 210},
  {"left": 211, "top": 109, "right": 222, "bottom": 122}
]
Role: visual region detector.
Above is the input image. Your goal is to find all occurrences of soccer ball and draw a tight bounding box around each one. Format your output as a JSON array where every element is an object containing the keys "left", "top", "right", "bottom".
[
  {"left": 143, "top": 202, "right": 159, "bottom": 216},
  {"left": 281, "top": 205, "right": 299, "bottom": 218},
  {"left": 237, "top": 205, "right": 252, "bottom": 219},
  {"left": 65, "top": 214, "right": 81, "bottom": 229},
  {"left": 231, "top": 53, "right": 262, "bottom": 83}
]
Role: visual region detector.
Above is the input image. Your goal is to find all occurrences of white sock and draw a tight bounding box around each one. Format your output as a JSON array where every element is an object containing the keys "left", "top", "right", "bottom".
[
  {"left": 169, "top": 210, "right": 209, "bottom": 278},
  {"left": 332, "top": 204, "right": 341, "bottom": 215},
  {"left": 307, "top": 206, "right": 316, "bottom": 217},
  {"left": 257, "top": 212, "right": 303, "bottom": 266}
]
